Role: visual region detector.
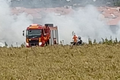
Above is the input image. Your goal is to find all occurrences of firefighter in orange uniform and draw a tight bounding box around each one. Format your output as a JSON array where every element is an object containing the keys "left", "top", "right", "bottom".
[
  {"left": 44, "top": 25, "right": 50, "bottom": 46},
  {"left": 73, "top": 34, "right": 78, "bottom": 45}
]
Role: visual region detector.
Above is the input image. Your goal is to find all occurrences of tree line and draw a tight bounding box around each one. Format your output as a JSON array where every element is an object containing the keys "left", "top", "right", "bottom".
[{"left": 10, "top": 0, "right": 120, "bottom": 8}]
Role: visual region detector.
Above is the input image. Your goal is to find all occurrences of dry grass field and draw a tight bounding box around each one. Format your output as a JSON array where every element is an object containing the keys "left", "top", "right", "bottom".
[{"left": 0, "top": 44, "right": 120, "bottom": 80}]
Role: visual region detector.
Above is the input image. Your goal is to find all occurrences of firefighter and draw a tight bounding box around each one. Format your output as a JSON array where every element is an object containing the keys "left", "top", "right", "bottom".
[
  {"left": 45, "top": 24, "right": 50, "bottom": 33},
  {"left": 73, "top": 34, "right": 78, "bottom": 45},
  {"left": 44, "top": 25, "right": 50, "bottom": 46},
  {"left": 77, "top": 36, "right": 82, "bottom": 45},
  {"left": 53, "top": 38, "right": 57, "bottom": 44},
  {"left": 43, "top": 33, "right": 48, "bottom": 46}
]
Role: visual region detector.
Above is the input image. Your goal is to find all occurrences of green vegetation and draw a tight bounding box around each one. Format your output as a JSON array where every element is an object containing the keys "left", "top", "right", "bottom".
[
  {"left": 114, "top": 0, "right": 120, "bottom": 6},
  {"left": 87, "top": 38, "right": 120, "bottom": 45}
]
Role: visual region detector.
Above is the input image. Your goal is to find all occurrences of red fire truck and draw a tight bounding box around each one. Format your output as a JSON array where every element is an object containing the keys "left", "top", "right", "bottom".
[{"left": 23, "top": 24, "right": 59, "bottom": 47}]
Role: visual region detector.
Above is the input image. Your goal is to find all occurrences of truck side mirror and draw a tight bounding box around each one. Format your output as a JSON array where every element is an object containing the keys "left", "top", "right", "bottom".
[{"left": 23, "top": 30, "right": 25, "bottom": 36}]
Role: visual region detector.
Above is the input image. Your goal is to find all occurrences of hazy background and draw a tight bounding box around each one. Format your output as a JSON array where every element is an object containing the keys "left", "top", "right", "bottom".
[
  {"left": 0, "top": 0, "right": 32, "bottom": 47},
  {"left": 9, "top": 0, "right": 117, "bottom": 8},
  {"left": 41, "top": 5, "right": 120, "bottom": 44},
  {"left": 0, "top": 0, "right": 120, "bottom": 46}
]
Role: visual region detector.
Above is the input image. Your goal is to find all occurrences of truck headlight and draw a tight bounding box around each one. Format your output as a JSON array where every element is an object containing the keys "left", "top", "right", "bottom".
[
  {"left": 39, "top": 42, "right": 42, "bottom": 45},
  {"left": 26, "top": 43, "right": 29, "bottom": 46}
]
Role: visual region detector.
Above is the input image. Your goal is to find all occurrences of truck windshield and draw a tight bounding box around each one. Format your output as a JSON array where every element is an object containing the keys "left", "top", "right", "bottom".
[{"left": 26, "top": 29, "right": 42, "bottom": 38}]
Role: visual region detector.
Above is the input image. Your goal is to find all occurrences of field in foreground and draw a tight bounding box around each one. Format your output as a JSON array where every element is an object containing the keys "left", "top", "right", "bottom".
[{"left": 0, "top": 44, "right": 120, "bottom": 80}]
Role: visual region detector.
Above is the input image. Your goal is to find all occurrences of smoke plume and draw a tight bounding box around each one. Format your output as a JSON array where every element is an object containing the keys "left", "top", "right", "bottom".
[
  {"left": 42, "top": 5, "right": 120, "bottom": 44},
  {"left": 0, "top": 0, "right": 32, "bottom": 47},
  {"left": 1, "top": 0, "right": 120, "bottom": 46}
]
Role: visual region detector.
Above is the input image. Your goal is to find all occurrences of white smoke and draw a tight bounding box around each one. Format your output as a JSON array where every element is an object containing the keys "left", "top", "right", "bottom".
[
  {"left": 0, "top": 0, "right": 32, "bottom": 47},
  {"left": 42, "top": 5, "right": 120, "bottom": 44},
  {"left": 1, "top": 0, "right": 120, "bottom": 46}
]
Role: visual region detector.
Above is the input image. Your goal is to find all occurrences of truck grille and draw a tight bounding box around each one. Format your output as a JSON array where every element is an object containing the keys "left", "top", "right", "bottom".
[{"left": 29, "top": 40, "right": 39, "bottom": 46}]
